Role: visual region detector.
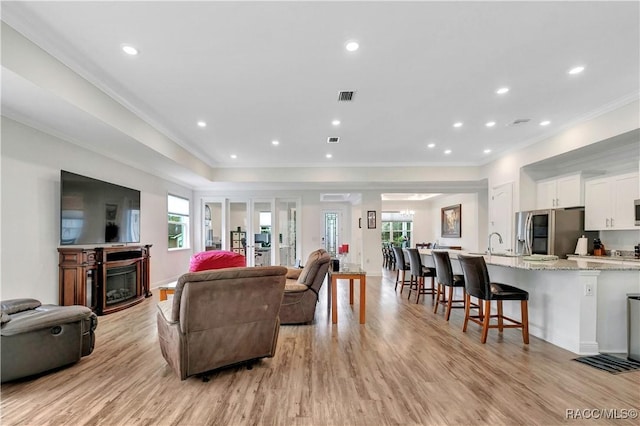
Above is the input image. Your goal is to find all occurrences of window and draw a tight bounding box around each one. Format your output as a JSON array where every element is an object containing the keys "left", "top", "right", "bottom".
[
  {"left": 168, "top": 194, "right": 190, "bottom": 249},
  {"left": 381, "top": 212, "right": 413, "bottom": 247}
]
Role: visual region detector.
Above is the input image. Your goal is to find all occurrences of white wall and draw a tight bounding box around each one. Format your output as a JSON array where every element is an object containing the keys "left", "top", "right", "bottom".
[
  {"left": 1, "top": 117, "right": 193, "bottom": 303},
  {"left": 427, "top": 193, "right": 483, "bottom": 252}
]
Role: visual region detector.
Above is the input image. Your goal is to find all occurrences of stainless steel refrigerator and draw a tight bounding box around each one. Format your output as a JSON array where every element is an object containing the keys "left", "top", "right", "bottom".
[{"left": 515, "top": 209, "right": 597, "bottom": 257}]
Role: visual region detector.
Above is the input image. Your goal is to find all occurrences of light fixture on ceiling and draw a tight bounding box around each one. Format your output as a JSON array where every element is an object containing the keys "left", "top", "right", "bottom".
[
  {"left": 444, "top": 149, "right": 452, "bottom": 155},
  {"left": 496, "top": 87, "right": 509, "bottom": 95},
  {"left": 345, "top": 40, "right": 359, "bottom": 52},
  {"left": 230, "top": 154, "right": 237, "bottom": 159},
  {"left": 121, "top": 44, "right": 138, "bottom": 55},
  {"left": 540, "top": 120, "right": 551, "bottom": 126},
  {"left": 484, "top": 149, "right": 492, "bottom": 154},
  {"left": 332, "top": 119, "right": 341, "bottom": 126},
  {"left": 400, "top": 209, "right": 415, "bottom": 217},
  {"left": 271, "top": 140, "right": 279, "bottom": 146},
  {"left": 197, "top": 121, "right": 207, "bottom": 128},
  {"left": 326, "top": 153, "right": 333, "bottom": 159},
  {"left": 485, "top": 121, "right": 496, "bottom": 127},
  {"left": 453, "top": 122, "right": 463, "bottom": 128},
  {"left": 427, "top": 143, "right": 436, "bottom": 148},
  {"left": 568, "top": 66, "right": 585, "bottom": 75}
]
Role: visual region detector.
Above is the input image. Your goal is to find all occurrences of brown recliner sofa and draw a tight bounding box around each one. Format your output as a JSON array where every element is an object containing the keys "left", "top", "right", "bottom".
[
  {"left": 279, "top": 249, "right": 331, "bottom": 325},
  {"left": 1, "top": 298, "right": 97, "bottom": 383},
  {"left": 156, "top": 266, "right": 287, "bottom": 380}
]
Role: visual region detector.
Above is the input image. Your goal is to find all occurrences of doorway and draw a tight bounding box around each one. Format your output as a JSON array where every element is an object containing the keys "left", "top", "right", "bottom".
[{"left": 201, "top": 198, "right": 300, "bottom": 267}]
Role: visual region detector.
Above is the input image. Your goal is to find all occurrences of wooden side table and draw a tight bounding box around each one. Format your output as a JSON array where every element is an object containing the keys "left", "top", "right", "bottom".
[{"left": 328, "top": 264, "right": 367, "bottom": 324}]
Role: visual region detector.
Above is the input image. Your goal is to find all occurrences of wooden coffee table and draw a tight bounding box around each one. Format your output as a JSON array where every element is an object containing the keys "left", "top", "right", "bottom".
[{"left": 158, "top": 281, "right": 177, "bottom": 301}]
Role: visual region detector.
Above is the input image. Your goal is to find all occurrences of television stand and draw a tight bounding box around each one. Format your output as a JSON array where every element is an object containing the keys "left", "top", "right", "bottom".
[{"left": 58, "top": 245, "right": 152, "bottom": 315}]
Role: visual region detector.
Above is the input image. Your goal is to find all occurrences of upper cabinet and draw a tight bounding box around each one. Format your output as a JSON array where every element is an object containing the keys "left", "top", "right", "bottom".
[
  {"left": 536, "top": 173, "right": 583, "bottom": 209},
  {"left": 584, "top": 172, "right": 639, "bottom": 231}
]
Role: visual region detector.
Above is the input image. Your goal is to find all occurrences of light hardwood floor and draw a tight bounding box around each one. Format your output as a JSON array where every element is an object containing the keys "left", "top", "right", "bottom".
[{"left": 2, "top": 269, "right": 639, "bottom": 425}]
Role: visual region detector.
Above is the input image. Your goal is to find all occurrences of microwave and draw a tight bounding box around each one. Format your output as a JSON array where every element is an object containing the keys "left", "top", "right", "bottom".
[{"left": 636, "top": 199, "right": 640, "bottom": 226}]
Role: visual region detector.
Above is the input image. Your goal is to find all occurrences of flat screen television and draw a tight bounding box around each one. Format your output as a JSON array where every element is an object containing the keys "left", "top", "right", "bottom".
[{"left": 60, "top": 170, "right": 141, "bottom": 245}]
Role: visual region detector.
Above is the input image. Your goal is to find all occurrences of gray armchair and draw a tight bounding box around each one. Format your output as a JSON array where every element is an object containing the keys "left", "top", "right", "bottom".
[
  {"left": 156, "top": 266, "right": 287, "bottom": 380},
  {"left": 279, "top": 249, "right": 331, "bottom": 325},
  {"left": 1, "top": 298, "right": 97, "bottom": 383}
]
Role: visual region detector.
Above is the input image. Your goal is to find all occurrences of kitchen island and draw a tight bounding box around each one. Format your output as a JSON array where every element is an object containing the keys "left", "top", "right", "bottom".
[{"left": 419, "top": 249, "right": 640, "bottom": 355}]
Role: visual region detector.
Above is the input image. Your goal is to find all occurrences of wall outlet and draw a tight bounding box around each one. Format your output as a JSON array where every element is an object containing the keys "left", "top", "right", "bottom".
[{"left": 584, "top": 283, "right": 594, "bottom": 297}]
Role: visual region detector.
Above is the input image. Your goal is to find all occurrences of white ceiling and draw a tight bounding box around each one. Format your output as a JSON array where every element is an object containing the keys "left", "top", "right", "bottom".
[{"left": 2, "top": 1, "right": 639, "bottom": 188}]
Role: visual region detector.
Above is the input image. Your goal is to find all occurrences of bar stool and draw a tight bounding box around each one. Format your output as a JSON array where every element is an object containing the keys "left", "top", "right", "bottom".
[
  {"left": 431, "top": 250, "right": 466, "bottom": 321},
  {"left": 385, "top": 243, "right": 396, "bottom": 270},
  {"left": 405, "top": 248, "right": 436, "bottom": 304},
  {"left": 457, "top": 254, "right": 529, "bottom": 344},
  {"left": 392, "top": 246, "right": 411, "bottom": 292}
]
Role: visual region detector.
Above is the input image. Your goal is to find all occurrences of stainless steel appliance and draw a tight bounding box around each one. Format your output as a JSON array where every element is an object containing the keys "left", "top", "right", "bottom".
[
  {"left": 634, "top": 199, "right": 640, "bottom": 226},
  {"left": 515, "top": 209, "right": 597, "bottom": 257}
]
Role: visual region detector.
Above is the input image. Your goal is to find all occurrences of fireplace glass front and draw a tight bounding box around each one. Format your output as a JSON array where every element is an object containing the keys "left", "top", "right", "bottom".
[{"left": 105, "top": 264, "right": 137, "bottom": 306}]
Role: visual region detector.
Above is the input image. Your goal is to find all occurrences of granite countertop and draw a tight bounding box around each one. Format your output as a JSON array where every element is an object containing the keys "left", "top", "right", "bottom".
[
  {"left": 418, "top": 249, "right": 640, "bottom": 271},
  {"left": 566, "top": 254, "right": 640, "bottom": 264}
]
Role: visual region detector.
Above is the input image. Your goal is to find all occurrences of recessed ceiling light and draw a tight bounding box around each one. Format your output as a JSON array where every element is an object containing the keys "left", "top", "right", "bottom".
[
  {"left": 427, "top": 143, "right": 436, "bottom": 148},
  {"left": 444, "top": 149, "right": 452, "bottom": 155},
  {"left": 453, "top": 122, "right": 463, "bottom": 128},
  {"left": 332, "top": 119, "right": 341, "bottom": 126},
  {"left": 568, "top": 66, "right": 585, "bottom": 75},
  {"left": 540, "top": 120, "right": 551, "bottom": 126},
  {"left": 345, "top": 40, "right": 359, "bottom": 52},
  {"left": 230, "top": 154, "right": 237, "bottom": 159},
  {"left": 271, "top": 140, "right": 279, "bottom": 146},
  {"left": 496, "top": 87, "right": 509, "bottom": 95},
  {"left": 484, "top": 149, "right": 492, "bottom": 154},
  {"left": 485, "top": 121, "right": 496, "bottom": 127},
  {"left": 121, "top": 44, "right": 138, "bottom": 55},
  {"left": 326, "top": 154, "right": 333, "bottom": 159},
  {"left": 197, "top": 121, "right": 207, "bottom": 128}
]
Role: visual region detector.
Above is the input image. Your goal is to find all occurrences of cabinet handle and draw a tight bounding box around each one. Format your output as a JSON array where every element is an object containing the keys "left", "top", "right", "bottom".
[
  {"left": 556, "top": 198, "right": 560, "bottom": 207},
  {"left": 606, "top": 218, "right": 610, "bottom": 227},
  {"left": 611, "top": 218, "right": 614, "bottom": 227}
]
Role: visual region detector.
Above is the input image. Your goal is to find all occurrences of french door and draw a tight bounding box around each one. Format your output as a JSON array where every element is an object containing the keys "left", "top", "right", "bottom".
[{"left": 201, "top": 197, "right": 300, "bottom": 267}]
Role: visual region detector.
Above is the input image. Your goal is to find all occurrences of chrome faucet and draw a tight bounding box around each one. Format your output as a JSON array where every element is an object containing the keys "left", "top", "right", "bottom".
[{"left": 488, "top": 232, "right": 503, "bottom": 254}]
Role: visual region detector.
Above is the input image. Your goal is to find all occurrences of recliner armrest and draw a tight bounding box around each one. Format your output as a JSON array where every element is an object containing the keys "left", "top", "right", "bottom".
[
  {"left": 1, "top": 305, "right": 93, "bottom": 336},
  {"left": 285, "top": 268, "right": 302, "bottom": 280},
  {"left": 1, "top": 298, "right": 41, "bottom": 315},
  {"left": 156, "top": 300, "right": 178, "bottom": 325}
]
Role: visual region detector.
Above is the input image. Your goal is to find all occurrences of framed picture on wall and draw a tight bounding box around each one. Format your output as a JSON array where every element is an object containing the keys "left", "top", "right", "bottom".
[
  {"left": 367, "top": 210, "right": 376, "bottom": 229},
  {"left": 441, "top": 204, "right": 461, "bottom": 238}
]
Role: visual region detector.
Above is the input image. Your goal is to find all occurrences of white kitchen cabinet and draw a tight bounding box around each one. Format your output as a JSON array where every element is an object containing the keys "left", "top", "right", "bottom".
[
  {"left": 584, "top": 172, "right": 639, "bottom": 230},
  {"left": 536, "top": 173, "right": 583, "bottom": 209}
]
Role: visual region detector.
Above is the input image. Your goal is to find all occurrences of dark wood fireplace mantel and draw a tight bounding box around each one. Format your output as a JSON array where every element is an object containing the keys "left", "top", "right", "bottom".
[{"left": 58, "top": 245, "right": 152, "bottom": 315}]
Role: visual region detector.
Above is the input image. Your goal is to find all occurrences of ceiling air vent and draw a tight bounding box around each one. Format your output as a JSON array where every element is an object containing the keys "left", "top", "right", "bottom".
[
  {"left": 327, "top": 137, "right": 340, "bottom": 144},
  {"left": 338, "top": 91, "right": 355, "bottom": 101},
  {"left": 509, "top": 118, "right": 531, "bottom": 126}
]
